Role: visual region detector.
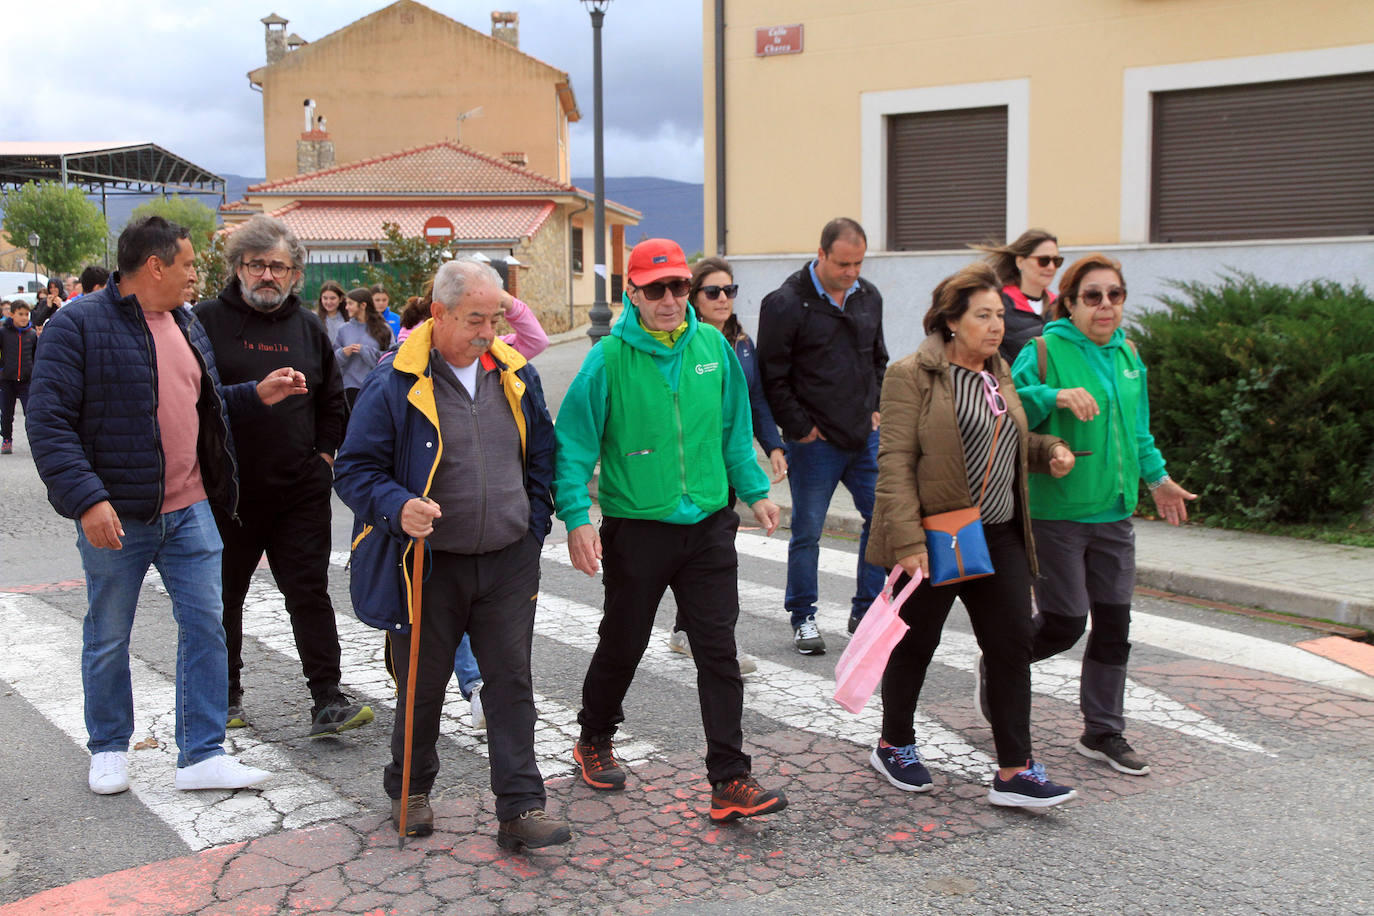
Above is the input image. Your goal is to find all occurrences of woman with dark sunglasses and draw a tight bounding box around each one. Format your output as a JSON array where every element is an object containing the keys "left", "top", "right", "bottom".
[
  {"left": 663, "top": 256, "right": 785, "bottom": 674},
  {"left": 974, "top": 228, "right": 1062, "bottom": 365},
  {"left": 1008, "top": 253, "right": 1195, "bottom": 779},
  {"left": 866, "top": 261, "right": 1077, "bottom": 807}
]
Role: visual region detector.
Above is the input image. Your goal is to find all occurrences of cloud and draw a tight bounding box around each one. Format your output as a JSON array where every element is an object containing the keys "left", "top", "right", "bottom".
[{"left": 5, "top": 1, "right": 706, "bottom": 180}]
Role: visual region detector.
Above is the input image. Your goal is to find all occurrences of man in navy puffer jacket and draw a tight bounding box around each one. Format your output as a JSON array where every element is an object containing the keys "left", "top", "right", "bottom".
[{"left": 27, "top": 216, "right": 308, "bottom": 797}]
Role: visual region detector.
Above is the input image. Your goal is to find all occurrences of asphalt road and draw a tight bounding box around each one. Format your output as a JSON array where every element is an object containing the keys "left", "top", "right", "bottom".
[{"left": 1, "top": 400, "right": 1370, "bottom": 913}]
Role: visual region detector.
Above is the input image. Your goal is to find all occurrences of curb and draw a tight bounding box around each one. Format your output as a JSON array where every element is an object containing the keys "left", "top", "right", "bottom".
[{"left": 1133, "top": 565, "right": 1374, "bottom": 632}]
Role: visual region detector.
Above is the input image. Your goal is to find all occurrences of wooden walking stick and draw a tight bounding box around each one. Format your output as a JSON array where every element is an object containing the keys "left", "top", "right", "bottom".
[{"left": 397, "top": 536, "right": 426, "bottom": 848}]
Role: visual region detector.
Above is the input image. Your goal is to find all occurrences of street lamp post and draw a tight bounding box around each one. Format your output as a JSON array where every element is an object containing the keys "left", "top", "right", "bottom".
[
  {"left": 27, "top": 233, "right": 39, "bottom": 292},
  {"left": 582, "top": 0, "right": 611, "bottom": 341}
]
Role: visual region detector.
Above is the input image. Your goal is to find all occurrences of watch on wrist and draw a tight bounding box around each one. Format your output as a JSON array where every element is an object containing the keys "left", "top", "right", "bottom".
[{"left": 1147, "top": 474, "right": 1171, "bottom": 491}]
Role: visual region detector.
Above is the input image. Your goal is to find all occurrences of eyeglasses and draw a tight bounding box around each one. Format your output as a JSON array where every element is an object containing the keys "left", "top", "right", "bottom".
[
  {"left": 1078, "top": 286, "right": 1127, "bottom": 307},
  {"left": 1029, "top": 255, "right": 1064, "bottom": 268},
  {"left": 241, "top": 260, "right": 294, "bottom": 279},
  {"left": 979, "top": 371, "right": 1008, "bottom": 417},
  {"left": 635, "top": 278, "right": 690, "bottom": 301},
  {"left": 699, "top": 284, "right": 739, "bottom": 301}
]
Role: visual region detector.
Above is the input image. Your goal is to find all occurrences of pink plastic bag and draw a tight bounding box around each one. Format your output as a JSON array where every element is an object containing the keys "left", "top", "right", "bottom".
[{"left": 833, "top": 566, "right": 922, "bottom": 714}]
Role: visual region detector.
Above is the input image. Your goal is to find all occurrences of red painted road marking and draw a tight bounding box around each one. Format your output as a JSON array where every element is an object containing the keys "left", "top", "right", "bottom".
[
  {"left": 0, "top": 844, "right": 243, "bottom": 916},
  {"left": 1296, "top": 636, "right": 1374, "bottom": 678}
]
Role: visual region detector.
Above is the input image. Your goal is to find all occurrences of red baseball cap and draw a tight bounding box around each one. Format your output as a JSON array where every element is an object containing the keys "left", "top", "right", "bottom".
[{"left": 626, "top": 238, "right": 690, "bottom": 286}]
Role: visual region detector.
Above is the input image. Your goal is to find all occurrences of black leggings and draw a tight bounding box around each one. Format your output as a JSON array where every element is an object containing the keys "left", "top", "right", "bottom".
[{"left": 880, "top": 521, "right": 1034, "bottom": 767}]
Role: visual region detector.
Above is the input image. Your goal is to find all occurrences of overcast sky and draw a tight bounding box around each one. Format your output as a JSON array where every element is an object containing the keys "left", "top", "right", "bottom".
[{"left": 7, "top": 1, "right": 704, "bottom": 183}]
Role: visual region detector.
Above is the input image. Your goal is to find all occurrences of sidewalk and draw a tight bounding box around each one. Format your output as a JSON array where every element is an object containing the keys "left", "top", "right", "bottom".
[{"left": 544, "top": 327, "right": 1374, "bottom": 633}]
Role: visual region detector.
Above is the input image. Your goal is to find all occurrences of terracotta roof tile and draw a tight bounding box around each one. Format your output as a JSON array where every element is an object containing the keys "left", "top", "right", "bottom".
[
  {"left": 246, "top": 200, "right": 558, "bottom": 244},
  {"left": 247, "top": 141, "right": 573, "bottom": 195}
]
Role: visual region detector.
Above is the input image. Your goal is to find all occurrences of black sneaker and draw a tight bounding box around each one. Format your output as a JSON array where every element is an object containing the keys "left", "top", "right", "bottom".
[
  {"left": 1077, "top": 733, "right": 1150, "bottom": 776},
  {"left": 847, "top": 613, "right": 864, "bottom": 635},
  {"left": 988, "top": 761, "right": 1077, "bottom": 808},
  {"left": 973, "top": 652, "right": 991, "bottom": 726},
  {"left": 226, "top": 688, "right": 247, "bottom": 729},
  {"left": 497, "top": 809, "right": 573, "bottom": 850},
  {"left": 308, "top": 693, "right": 375, "bottom": 738},
  {"left": 793, "top": 618, "right": 826, "bottom": 655},
  {"left": 573, "top": 737, "right": 626, "bottom": 791},
  {"left": 870, "top": 742, "right": 933, "bottom": 792}
]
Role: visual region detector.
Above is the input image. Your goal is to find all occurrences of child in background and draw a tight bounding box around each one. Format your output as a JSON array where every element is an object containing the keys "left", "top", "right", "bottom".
[{"left": 1, "top": 302, "right": 38, "bottom": 454}]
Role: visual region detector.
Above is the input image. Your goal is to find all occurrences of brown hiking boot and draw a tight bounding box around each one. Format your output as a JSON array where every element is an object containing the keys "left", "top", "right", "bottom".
[
  {"left": 573, "top": 737, "right": 626, "bottom": 791},
  {"left": 391, "top": 794, "right": 433, "bottom": 837},
  {"left": 709, "top": 774, "right": 788, "bottom": 823},
  {"left": 497, "top": 808, "right": 573, "bottom": 851}
]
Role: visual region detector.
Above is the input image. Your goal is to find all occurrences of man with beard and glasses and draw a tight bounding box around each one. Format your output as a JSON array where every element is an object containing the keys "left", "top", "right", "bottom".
[{"left": 195, "top": 215, "right": 373, "bottom": 738}]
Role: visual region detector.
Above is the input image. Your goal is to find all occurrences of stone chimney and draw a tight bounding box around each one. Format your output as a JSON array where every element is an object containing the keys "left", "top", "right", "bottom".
[
  {"left": 285, "top": 32, "right": 307, "bottom": 52},
  {"left": 297, "top": 103, "right": 334, "bottom": 174},
  {"left": 502, "top": 151, "right": 528, "bottom": 168},
  {"left": 262, "top": 12, "right": 288, "bottom": 64},
  {"left": 491, "top": 11, "right": 519, "bottom": 49}
]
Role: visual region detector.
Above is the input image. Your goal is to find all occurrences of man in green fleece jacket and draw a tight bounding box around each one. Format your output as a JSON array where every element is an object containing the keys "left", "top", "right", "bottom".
[{"left": 554, "top": 238, "right": 788, "bottom": 824}]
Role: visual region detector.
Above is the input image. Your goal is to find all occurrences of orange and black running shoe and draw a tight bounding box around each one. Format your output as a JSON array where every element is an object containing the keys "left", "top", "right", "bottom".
[
  {"left": 573, "top": 737, "right": 626, "bottom": 791},
  {"left": 708, "top": 774, "right": 788, "bottom": 822}
]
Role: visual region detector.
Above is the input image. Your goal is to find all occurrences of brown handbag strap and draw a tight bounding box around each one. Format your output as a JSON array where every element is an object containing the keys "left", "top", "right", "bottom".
[{"left": 975, "top": 414, "right": 1005, "bottom": 508}]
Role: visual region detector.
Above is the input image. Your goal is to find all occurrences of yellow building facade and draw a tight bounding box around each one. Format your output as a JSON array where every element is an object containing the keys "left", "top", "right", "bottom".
[
  {"left": 703, "top": 0, "right": 1374, "bottom": 255},
  {"left": 251, "top": 2, "right": 577, "bottom": 184}
]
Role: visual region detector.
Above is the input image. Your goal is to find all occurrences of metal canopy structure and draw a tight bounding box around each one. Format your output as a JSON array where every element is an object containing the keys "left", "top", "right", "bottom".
[{"left": 0, "top": 142, "right": 226, "bottom": 200}]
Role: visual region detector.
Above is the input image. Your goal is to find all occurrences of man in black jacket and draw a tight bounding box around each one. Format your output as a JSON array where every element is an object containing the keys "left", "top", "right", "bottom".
[
  {"left": 757, "top": 218, "right": 889, "bottom": 655},
  {"left": 196, "top": 215, "right": 372, "bottom": 738}
]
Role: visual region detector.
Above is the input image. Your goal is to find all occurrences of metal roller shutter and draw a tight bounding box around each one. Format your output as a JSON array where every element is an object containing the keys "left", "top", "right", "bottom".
[
  {"left": 1151, "top": 72, "right": 1374, "bottom": 242},
  {"left": 887, "top": 106, "right": 1007, "bottom": 251}
]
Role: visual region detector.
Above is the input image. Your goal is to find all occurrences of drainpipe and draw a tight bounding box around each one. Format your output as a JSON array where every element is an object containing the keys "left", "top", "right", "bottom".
[
  {"left": 714, "top": 0, "right": 726, "bottom": 255},
  {"left": 568, "top": 197, "right": 589, "bottom": 330}
]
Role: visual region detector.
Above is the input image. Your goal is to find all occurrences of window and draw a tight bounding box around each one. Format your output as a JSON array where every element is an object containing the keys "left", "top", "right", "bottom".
[
  {"left": 571, "top": 225, "right": 584, "bottom": 273},
  {"left": 1151, "top": 72, "right": 1374, "bottom": 242},
  {"left": 886, "top": 106, "right": 1007, "bottom": 250}
]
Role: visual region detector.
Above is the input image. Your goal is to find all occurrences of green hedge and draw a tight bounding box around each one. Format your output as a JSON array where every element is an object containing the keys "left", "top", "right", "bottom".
[{"left": 1134, "top": 275, "right": 1374, "bottom": 526}]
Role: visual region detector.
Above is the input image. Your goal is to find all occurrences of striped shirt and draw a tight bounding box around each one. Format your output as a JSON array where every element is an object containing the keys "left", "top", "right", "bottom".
[{"left": 950, "top": 365, "right": 1018, "bottom": 525}]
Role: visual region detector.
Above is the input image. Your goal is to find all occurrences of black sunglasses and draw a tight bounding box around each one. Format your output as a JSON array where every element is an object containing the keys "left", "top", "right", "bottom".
[
  {"left": 699, "top": 284, "right": 739, "bottom": 301},
  {"left": 1030, "top": 255, "right": 1065, "bottom": 268},
  {"left": 1078, "top": 286, "right": 1127, "bottom": 307},
  {"left": 635, "top": 279, "right": 690, "bottom": 301}
]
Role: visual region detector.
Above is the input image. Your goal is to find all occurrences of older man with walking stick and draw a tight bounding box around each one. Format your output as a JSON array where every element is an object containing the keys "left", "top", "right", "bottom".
[{"left": 333, "top": 257, "right": 569, "bottom": 850}]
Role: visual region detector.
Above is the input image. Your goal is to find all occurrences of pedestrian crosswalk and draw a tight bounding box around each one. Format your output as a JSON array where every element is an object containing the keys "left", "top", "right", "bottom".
[{"left": 1, "top": 529, "right": 1368, "bottom": 855}]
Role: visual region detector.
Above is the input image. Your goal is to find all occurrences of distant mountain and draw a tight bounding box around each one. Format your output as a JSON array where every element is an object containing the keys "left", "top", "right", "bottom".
[{"left": 574, "top": 176, "right": 705, "bottom": 256}]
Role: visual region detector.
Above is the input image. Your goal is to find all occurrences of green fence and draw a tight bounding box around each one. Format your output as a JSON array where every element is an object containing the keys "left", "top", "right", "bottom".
[{"left": 300, "top": 260, "right": 408, "bottom": 304}]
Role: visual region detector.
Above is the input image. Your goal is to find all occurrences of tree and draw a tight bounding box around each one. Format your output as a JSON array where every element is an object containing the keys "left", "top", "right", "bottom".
[
  {"left": 359, "top": 221, "right": 449, "bottom": 303},
  {"left": 128, "top": 195, "right": 218, "bottom": 254},
  {"left": 194, "top": 232, "right": 231, "bottom": 302},
  {"left": 1, "top": 181, "right": 108, "bottom": 276}
]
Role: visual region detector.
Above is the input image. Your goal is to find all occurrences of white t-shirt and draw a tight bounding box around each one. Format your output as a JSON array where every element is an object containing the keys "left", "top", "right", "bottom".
[{"left": 447, "top": 359, "right": 479, "bottom": 398}]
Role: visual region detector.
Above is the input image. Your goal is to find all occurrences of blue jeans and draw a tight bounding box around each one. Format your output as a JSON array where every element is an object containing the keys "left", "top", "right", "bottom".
[
  {"left": 453, "top": 634, "right": 482, "bottom": 700},
  {"left": 783, "top": 429, "right": 885, "bottom": 628},
  {"left": 77, "top": 500, "right": 229, "bottom": 768}
]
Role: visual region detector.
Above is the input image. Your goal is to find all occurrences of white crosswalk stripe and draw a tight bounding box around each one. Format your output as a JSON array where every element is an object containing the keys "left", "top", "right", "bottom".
[
  {"left": 732, "top": 533, "right": 1368, "bottom": 698},
  {"left": 8, "top": 524, "right": 1362, "bottom": 855},
  {"left": 0, "top": 592, "right": 357, "bottom": 852},
  {"left": 541, "top": 542, "right": 1265, "bottom": 754}
]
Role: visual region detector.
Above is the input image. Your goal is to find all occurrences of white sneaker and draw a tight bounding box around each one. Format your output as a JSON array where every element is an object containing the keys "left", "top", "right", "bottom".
[
  {"left": 470, "top": 681, "right": 487, "bottom": 732},
  {"left": 668, "top": 629, "right": 693, "bottom": 657},
  {"left": 89, "top": 751, "right": 129, "bottom": 795},
  {"left": 737, "top": 651, "right": 759, "bottom": 675},
  {"left": 175, "top": 754, "right": 272, "bottom": 791}
]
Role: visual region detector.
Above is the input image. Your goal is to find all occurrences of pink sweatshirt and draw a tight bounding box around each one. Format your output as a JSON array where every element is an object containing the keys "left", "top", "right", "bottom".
[{"left": 397, "top": 296, "right": 549, "bottom": 359}]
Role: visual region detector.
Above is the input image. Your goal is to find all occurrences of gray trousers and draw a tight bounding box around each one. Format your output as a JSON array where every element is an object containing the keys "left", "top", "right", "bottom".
[{"left": 1030, "top": 518, "right": 1135, "bottom": 737}]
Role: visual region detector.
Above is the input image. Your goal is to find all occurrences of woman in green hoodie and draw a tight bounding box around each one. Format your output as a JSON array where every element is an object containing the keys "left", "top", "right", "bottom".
[{"left": 1010, "top": 253, "right": 1195, "bottom": 778}]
